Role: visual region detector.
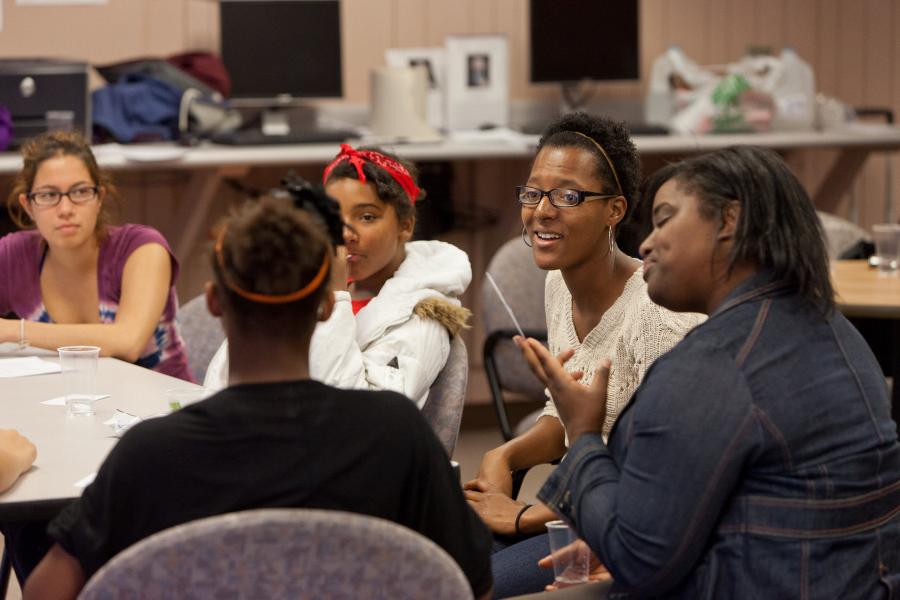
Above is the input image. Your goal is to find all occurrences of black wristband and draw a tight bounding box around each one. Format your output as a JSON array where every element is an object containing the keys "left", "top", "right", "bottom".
[{"left": 514, "top": 503, "right": 533, "bottom": 536}]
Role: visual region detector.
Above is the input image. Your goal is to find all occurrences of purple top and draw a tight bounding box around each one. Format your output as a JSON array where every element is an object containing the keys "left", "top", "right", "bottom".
[{"left": 0, "top": 224, "right": 193, "bottom": 382}]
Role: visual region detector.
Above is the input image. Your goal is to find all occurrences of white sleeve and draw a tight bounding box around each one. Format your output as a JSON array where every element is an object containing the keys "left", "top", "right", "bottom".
[
  {"left": 540, "top": 389, "right": 560, "bottom": 420},
  {"left": 309, "top": 292, "right": 450, "bottom": 409},
  {"left": 203, "top": 340, "right": 229, "bottom": 392}
]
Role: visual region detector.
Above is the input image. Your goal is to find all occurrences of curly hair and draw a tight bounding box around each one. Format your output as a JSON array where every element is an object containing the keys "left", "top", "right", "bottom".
[
  {"left": 6, "top": 130, "right": 120, "bottom": 240},
  {"left": 323, "top": 146, "right": 425, "bottom": 222},
  {"left": 212, "top": 196, "right": 331, "bottom": 337},
  {"left": 537, "top": 112, "right": 641, "bottom": 227}
]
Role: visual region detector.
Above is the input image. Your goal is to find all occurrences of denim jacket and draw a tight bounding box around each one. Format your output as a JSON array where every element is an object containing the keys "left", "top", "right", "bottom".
[{"left": 539, "top": 272, "right": 900, "bottom": 599}]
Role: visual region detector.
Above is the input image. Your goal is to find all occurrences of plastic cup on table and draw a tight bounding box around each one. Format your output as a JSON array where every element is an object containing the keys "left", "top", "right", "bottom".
[
  {"left": 872, "top": 224, "right": 900, "bottom": 274},
  {"left": 546, "top": 520, "right": 590, "bottom": 588},
  {"left": 58, "top": 346, "right": 101, "bottom": 417}
]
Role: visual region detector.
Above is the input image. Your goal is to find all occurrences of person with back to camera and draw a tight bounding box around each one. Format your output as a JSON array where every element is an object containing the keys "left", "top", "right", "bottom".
[
  {"left": 0, "top": 130, "right": 191, "bottom": 381},
  {"left": 463, "top": 113, "right": 703, "bottom": 597},
  {"left": 517, "top": 146, "right": 900, "bottom": 598},
  {"left": 24, "top": 197, "right": 493, "bottom": 599},
  {"left": 204, "top": 144, "right": 471, "bottom": 409}
]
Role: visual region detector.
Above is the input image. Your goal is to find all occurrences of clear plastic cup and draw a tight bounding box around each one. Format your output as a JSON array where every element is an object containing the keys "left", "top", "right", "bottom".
[
  {"left": 872, "top": 224, "right": 900, "bottom": 274},
  {"left": 546, "top": 520, "right": 590, "bottom": 588},
  {"left": 58, "top": 346, "right": 101, "bottom": 417}
]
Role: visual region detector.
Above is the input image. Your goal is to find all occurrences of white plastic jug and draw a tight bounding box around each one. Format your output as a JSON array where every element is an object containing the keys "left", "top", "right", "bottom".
[{"left": 770, "top": 48, "right": 816, "bottom": 131}]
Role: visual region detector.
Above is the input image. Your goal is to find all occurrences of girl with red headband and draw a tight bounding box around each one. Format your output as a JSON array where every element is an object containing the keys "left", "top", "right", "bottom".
[{"left": 204, "top": 145, "right": 471, "bottom": 409}]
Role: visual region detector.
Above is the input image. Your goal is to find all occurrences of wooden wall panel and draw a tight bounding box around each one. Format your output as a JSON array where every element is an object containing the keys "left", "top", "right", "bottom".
[
  {"left": 342, "top": 0, "right": 393, "bottom": 104},
  {"left": 784, "top": 0, "right": 818, "bottom": 63},
  {"left": 756, "top": 0, "right": 787, "bottom": 53},
  {"left": 666, "top": 0, "right": 709, "bottom": 61},
  {"left": 728, "top": 0, "right": 758, "bottom": 59},
  {"left": 423, "top": 0, "right": 471, "bottom": 43},
  {"left": 393, "top": 0, "right": 429, "bottom": 47}
]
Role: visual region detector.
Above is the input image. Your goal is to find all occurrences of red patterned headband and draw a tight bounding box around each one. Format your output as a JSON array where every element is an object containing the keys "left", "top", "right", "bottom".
[{"left": 323, "top": 143, "right": 420, "bottom": 204}]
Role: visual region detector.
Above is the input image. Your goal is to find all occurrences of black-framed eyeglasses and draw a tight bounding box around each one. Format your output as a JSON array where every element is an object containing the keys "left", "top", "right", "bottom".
[
  {"left": 516, "top": 186, "right": 620, "bottom": 208},
  {"left": 27, "top": 186, "right": 99, "bottom": 208}
]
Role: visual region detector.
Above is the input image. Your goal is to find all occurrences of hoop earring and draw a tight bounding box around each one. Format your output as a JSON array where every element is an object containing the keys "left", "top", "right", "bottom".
[
  {"left": 608, "top": 226, "right": 614, "bottom": 256},
  {"left": 522, "top": 226, "right": 533, "bottom": 248}
]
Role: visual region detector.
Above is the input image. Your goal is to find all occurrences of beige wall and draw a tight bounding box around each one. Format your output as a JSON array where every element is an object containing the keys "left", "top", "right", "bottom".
[{"left": 1, "top": 0, "right": 897, "bottom": 227}]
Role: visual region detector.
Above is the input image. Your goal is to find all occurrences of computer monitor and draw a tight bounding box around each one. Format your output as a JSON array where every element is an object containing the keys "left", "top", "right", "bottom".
[
  {"left": 529, "top": 0, "right": 639, "bottom": 110},
  {"left": 219, "top": 0, "right": 342, "bottom": 135}
]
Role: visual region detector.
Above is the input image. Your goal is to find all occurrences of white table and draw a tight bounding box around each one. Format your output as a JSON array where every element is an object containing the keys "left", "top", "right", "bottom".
[{"left": 0, "top": 351, "right": 202, "bottom": 520}]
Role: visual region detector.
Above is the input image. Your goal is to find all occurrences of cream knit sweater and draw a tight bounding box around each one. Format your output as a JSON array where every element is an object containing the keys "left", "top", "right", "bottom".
[{"left": 540, "top": 264, "right": 705, "bottom": 439}]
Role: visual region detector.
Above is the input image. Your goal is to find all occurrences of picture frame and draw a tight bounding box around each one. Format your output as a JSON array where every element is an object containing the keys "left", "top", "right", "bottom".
[
  {"left": 385, "top": 47, "right": 445, "bottom": 130},
  {"left": 444, "top": 34, "right": 509, "bottom": 131}
]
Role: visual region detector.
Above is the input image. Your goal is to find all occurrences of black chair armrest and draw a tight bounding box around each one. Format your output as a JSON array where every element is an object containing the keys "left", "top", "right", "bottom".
[{"left": 483, "top": 328, "right": 548, "bottom": 442}]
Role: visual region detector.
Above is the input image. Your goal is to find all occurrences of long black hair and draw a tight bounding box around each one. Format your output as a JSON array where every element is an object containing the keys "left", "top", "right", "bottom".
[{"left": 649, "top": 146, "right": 834, "bottom": 314}]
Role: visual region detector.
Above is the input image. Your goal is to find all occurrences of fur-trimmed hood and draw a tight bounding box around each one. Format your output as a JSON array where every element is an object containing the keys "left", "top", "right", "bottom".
[
  {"left": 413, "top": 296, "right": 471, "bottom": 337},
  {"left": 356, "top": 240, "right": 471, "bottom": 346}
]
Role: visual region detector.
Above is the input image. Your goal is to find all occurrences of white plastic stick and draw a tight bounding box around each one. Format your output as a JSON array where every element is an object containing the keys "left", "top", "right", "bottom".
[{"left": 485, "top": 272, "right": 526, "bottom": 339}]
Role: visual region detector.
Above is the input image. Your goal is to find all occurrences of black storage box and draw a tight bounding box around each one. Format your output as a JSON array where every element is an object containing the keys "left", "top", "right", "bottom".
[{"left": 0, "top": 59, "right": 90, "bottom": 148}]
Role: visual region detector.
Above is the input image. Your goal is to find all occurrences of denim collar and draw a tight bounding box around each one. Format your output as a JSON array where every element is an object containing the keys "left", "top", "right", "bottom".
[{"left": 709, "top": 270, "right": 792, "bottom": 319}]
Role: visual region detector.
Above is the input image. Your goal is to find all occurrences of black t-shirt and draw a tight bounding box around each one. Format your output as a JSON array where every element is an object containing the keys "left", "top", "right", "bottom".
[{"left": 49, "top": 380, "right": 492, "bottom": 596}]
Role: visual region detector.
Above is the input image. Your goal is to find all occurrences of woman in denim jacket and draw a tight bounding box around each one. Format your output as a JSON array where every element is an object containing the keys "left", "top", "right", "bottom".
[{"left": 519, "top": 146, "right": 900, "bottom": 598}]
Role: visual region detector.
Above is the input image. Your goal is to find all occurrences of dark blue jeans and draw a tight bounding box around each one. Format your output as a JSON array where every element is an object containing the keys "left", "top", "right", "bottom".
[{"left": 491, "top": 533, "right": 553, "bottom": 599}]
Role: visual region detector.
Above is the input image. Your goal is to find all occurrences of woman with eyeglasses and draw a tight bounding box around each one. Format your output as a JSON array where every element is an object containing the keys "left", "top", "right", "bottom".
[
  {"left": 463, "top": 113, "right": 702, "bottom": 597},
  {"left": 518, "top": 147, "right": 900, "bottom": 598},
  {"left": 0, "top": 131, "right": 191, "bottom": 381}
]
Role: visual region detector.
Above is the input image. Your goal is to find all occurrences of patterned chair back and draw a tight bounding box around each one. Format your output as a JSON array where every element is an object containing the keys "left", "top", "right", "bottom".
[
  {"left": 79, "top": 508, "right": 473, "bottom": 600},
  {"left": 422, "top": 335, "right": 468, "bottom": 456},
  {"left": 176, "top": 294, "right": 225, "bottom": 384}
]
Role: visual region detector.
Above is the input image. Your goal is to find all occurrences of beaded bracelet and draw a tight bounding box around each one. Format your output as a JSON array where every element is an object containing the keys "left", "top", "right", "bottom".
[{"left": 514, "top": 503, "right": 533, "bottom": 536}]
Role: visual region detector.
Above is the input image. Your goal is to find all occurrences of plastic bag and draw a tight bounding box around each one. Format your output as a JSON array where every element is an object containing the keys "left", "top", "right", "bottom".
[{"left": 645, "top": 47, "right": 816, "bottom": 134}]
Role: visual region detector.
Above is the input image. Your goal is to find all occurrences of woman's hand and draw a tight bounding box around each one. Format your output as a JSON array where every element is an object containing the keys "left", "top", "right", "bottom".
[
  {"left": 464, "top": 489, "right": 530, "bottom": 536},
  {"left": 537, "top": 540, "right": 612, "bottom": 591},
  {"left": 330, "top": 245, "right": 349, "bottom": 292},
  {"left": 0, "top": 429, "right": 37, "bottom": 492},
  {"left": 464, "top": 447, "right": 514, "bottom": 496},
  {"left": 515, "top": 336, "right": 609, "bottom": 443}
]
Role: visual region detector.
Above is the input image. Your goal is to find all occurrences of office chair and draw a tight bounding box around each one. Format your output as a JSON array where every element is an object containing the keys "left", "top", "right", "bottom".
[
  {"left": 481, "top": 238, "right": 548, "bottom": 442},
  {"left": 422, "top": 335, "right": 469, "bottom": 456},
  {"left": 80, "top": 508, "right": 473, "bottom": 600},
  {"left": 176, "top": 294, "right": 226, "bottom": 384},
  {"left": 481, "top": 238, "right": 550, "bottom": 498}
]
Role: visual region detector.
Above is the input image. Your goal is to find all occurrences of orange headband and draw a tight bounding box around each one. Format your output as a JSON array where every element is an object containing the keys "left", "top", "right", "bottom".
[
  {"left": 569, "top": 131, "right": 624, "bottom": 197},
  {"left": 214, "top": 226, "right": 329, "bottom": 304}
]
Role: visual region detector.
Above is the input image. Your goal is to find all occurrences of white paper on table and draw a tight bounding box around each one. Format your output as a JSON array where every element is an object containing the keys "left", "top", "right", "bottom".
[
  {"left": 41, "top": 394, "right": 109, "bottom": 406},
  {"left": 104, "top": 410, "right": 168, "bottom": 437},
  {"left": 74, "top": 473, "right": 96, "bottom": 489},
  {"left": 0, "top": 356, "right": 61, "bottom": 378}
]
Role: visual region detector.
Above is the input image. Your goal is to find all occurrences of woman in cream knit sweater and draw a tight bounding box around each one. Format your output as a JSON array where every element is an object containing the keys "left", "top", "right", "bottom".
[{"left": 464, "top": 113, "right": 703, "bottom": 598}]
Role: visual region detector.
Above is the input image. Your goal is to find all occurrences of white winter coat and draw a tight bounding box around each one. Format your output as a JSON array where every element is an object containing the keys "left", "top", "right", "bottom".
[{"left": 203, "top": 240, "right": 472, "bottom": 408}]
